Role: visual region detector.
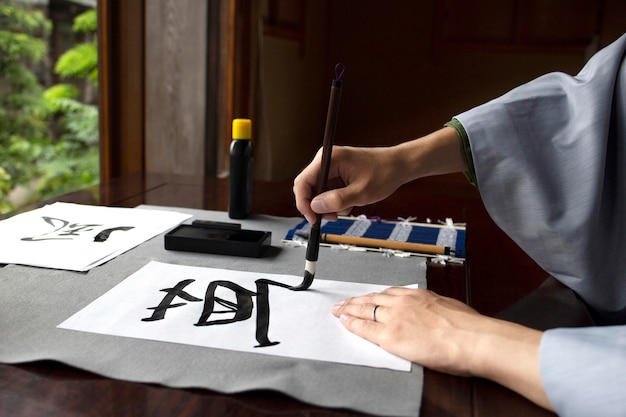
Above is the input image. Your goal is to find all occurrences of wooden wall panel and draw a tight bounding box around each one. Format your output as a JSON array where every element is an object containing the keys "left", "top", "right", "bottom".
[
  {"left": 144, "top": 0, "right": 208, "bottom": 175},
  {"left": 100, "top": 0, "right": 624, "bottom": 182},
  {"left": 434, "top": 0, "right": 604, "bottom": 53},
  {"left": 98, "top": 0, "right": 145, "bottom": 181}
]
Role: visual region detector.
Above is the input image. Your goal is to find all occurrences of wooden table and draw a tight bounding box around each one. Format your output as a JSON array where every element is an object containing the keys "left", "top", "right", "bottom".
[{"left": 1, "top": 172, "right": 587, "bottom": 416}]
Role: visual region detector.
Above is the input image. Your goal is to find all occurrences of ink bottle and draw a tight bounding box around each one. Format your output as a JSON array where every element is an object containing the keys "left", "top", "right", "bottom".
[{"left": 229, "top": 118, "right": 253, "bottom": 219}]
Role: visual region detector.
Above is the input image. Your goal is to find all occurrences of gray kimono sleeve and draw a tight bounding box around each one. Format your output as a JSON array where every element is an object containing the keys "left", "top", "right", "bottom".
[
  {"left": 540, "top": 326, "right": 626, "bottom": 417},
  {"left": 455, "top": 34, "right": 626, "bottom": 321}
]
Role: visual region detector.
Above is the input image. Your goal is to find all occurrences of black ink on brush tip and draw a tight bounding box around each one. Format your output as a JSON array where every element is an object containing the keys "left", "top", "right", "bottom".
[{"left": 298, "top": 270, "right": 315, "bottom": 291}]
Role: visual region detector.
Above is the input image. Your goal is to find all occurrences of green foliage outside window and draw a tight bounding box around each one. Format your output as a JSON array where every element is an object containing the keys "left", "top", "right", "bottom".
[{"left": 0, "top": 2, "right": 98, "bottom": 215}]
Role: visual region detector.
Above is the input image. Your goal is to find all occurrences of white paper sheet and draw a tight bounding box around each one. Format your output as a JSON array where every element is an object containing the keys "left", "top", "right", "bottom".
[
  {"left": 58, "top": 261, "right": 415, "bottom": 371},
  {"left": 0, "top": 202, "right": 191, "bottom": 271}
]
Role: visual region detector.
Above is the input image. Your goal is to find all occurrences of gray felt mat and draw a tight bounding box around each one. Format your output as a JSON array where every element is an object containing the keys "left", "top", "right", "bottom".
[{"left": 0, "top": 206, "right": 425, "bottom": 416}]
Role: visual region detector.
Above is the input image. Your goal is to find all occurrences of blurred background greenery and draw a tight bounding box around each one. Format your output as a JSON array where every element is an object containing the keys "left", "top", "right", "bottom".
[{"left": 0, "top": 0, "right": 98, "bottom": 214}]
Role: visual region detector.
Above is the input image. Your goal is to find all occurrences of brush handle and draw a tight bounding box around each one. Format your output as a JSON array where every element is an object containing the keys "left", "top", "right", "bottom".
[
  {"left": 305, "top": 215, "right": 322, "bottom": 261},
  {"left": 321, "top": 233, "right": 451, "bottom": 255}
]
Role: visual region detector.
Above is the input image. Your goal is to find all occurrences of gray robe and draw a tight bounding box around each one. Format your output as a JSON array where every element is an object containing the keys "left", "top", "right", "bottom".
[{"left": 455, "top": 34, "right": 626, "bottom": 416}]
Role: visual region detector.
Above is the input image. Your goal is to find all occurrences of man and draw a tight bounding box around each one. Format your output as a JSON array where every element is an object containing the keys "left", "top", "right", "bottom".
[{"left": 293, "top": 34, "right": 626, "bottom": 416}]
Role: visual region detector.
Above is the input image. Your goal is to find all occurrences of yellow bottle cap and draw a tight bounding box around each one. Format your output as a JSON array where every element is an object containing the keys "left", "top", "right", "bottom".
[{"left": 232, "top": 118, "right": 252, "bottom": 140}]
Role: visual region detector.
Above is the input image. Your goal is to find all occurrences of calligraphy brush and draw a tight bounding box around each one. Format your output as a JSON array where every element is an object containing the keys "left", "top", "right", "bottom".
[{"left": 293, "top": 63, "right": 344, "bottom": 291}]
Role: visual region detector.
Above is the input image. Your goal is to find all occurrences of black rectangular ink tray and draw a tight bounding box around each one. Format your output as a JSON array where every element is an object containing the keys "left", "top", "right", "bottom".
[{"left": 164, "top": 225, "right": 271, "bottom": 258}]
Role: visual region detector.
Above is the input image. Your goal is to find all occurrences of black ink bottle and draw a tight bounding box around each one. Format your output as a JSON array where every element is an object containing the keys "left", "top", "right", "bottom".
[{"left": 229, "top": 118, "right": 253, "bottom": 219}]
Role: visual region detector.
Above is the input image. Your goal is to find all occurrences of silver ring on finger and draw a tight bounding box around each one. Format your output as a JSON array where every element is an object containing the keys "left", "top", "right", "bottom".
[{"left": 372, "top": 304, "right": 380, "bottom": 322}]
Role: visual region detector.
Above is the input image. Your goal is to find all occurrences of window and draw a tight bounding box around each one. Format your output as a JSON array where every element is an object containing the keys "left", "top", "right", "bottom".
[{"left": 0, "top": 0, "right": 98, "bottom": 214}]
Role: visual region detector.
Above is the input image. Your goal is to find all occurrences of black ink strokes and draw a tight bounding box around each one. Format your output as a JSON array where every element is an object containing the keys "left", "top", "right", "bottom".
[
  {"left": 142, "top": 279, "right": 202, "bottom": 321},
  {"left": 21, "top": 217, "right": 102, "bottom": 241},
  {"left": 142, "top": 276, "right": 304, "bottom": 348},
  {"left": 253, "top": 278, "right": 294, "bottom": 348},
  {"left": 196, "top": 280, "right": 256, "bottom": 326},
  {"left": 20, "top": 216, "right": 134, "bottom": 242},
  {"left": 93, "top": 226, "right": 135, "bottom": 242}
]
